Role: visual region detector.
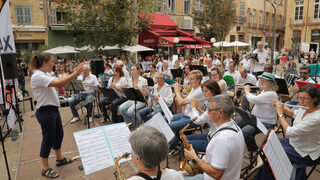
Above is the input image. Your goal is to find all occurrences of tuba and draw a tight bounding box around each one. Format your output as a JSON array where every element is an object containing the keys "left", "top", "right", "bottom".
[
  {"left": 179, "top": 120, "right": 203, "bottom": 176},
  {"left": 113, "top": 152, "right": 131, "bottom": 180}
]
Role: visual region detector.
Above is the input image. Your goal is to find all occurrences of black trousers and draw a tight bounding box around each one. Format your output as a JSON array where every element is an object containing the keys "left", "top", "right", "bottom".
[{"left": 36, "top": 106, "right": 63, "bottom": 158}]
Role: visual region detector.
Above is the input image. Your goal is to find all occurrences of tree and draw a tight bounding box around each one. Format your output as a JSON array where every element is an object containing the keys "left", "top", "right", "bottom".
[
  {"left": 193, "top": 0, "right": 236, "bottom": 42},
  {"left": 56, "top": 0, "right": 154, "bottom": 52}
]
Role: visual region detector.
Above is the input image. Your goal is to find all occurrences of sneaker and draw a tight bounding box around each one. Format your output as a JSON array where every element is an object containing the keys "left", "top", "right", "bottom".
[
  {"left": 168, "top": 149, "right": 178, "bottom": 157},
  {"left": 70, "top": 117, "right": 80, "bottom": 123},
  {"left": 89, "top": 117, "right": 93, "bottom": 123}
]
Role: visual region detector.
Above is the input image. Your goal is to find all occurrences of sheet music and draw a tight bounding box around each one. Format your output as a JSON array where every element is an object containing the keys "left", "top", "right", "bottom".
[
  {"left": 144, "top": 112, "right": 175, "bottom": 143},
  {"left": 104, "top": 123, "right": 132, "bottom": 164},
  {"left": 159, "top": 97, "right": 173, "bottom": 123},
  {"left": 256, "top": 119, "right": 268, "bottom": 135},
  {"left": 74, "top": 128, "right": 113, "bottom": 175},
  {"left": 262, "top": 130, "right": 293, "bottom": 180},
  {"left": 73, "top": 123, "right": 132, "bottom": 175}
]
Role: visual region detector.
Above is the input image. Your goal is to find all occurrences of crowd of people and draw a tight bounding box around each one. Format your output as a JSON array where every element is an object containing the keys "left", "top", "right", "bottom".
[{"left": 25, "top": 40, "right": 320, "bottom": 179}]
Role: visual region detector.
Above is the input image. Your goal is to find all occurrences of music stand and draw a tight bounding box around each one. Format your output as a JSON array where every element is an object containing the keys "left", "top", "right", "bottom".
[
  {"left": 145, "top": 77, "right": 154, "bottom": 87},
  {"left": 250, "top": 53, "right": 259, "bottom": 62},
  {"left": 170, "top": 69, "right": 183, "bottom": 79},
  {"left": 122, "top": 88, "right": 146, "bottom": 126},
  {"left": 64, "top": 79, "right": 84, "bottom": 95},
  {"left": 275, "top": 78, "right": 289, "bottom": 95},
  {"left": 98, "top": 87, "right": 120, "bottom": 99},
  {"left": 190, "top": 65, "right": 208, "bottom": 76}
]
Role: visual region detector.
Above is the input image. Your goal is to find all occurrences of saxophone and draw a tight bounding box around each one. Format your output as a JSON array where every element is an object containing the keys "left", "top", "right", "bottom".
[
  {"left": 113, "top": 152, "right": 131, "bottom": 180},
  {"left": 179, "top": 120, "right": 203, "bottom": 176}
]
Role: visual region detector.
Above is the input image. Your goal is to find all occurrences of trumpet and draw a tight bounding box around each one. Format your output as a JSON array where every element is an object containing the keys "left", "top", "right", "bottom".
[{"left": 184, "top": 98, "right": 209, "bottom": 105}]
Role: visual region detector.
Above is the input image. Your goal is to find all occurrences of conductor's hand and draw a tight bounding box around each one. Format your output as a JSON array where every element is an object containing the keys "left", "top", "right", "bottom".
[
  {"left": 184, "top": 144, "right": 197, "bottom": 161},
  {"left": 74, "top": 63, "right": 84, "bottom": 75},
  {"left": 190, "top": 98, "right": 198, "bottom": 109}
]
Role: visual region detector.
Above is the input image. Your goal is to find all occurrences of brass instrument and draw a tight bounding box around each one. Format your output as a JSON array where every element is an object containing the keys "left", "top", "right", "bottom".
[
  {"left": 179, "top": 121, "right": 202, "bottom": 176},
  {"left": 113, "top": 152, "right": 131, "bottom": 180}
]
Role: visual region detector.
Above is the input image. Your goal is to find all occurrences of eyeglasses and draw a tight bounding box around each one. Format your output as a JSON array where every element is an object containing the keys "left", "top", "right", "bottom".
[
  {"left": 299, "top": 72, "right": 308, "bottom": 75},
  {"left": 208, "top": 108, "right": 220, "bottom": 112},
  {"left": 298, "top": 97, "right": 310, "bottom": 102}
]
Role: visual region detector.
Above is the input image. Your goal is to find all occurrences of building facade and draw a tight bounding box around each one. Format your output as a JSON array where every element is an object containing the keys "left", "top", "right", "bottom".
[
  {"left": 226, "top": 0, "right": 287, "bottom": 50},
  {"left": 284, "top": 0, "right": 320, "bottom": 50},
  {"left": 9, "top": 0, "right": 48, "bottom": 57}
]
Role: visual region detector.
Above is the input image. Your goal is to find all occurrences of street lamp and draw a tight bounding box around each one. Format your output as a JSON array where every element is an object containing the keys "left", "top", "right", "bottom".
[
  {"left": 210, "top": 38, "right": 216, "bottom": 44},
  {"left": 270, "top": 0, "right": 280, "bottom": 68},
  {"left": 173, "top": 37, "right": 180, "bottom": 55}
]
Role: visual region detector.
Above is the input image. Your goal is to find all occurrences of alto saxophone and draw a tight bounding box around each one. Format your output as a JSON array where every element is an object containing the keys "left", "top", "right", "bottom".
[
  {"left": 113, "top": 152, "right": 131, "bottom": 180},
  {"left": 179, "top": 120, "right": 203, "bottom": 176}
]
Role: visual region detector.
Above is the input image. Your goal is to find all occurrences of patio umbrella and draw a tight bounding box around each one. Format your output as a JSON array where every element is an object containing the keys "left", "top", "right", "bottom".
[
  {"left": 230, "top": 41, "right": 250, "bottom": 47},
  {"left": 101, "top": 44, "right": 121, "bottom": 50},
  {"left": 213, "top": 41, "right": 233, "bottom": 47},
  {"left": 122, "top": 44, "right": 154, "bottom": 52},
  {"left": 43, "top": 46, "right": 79, "bottom": 54}
]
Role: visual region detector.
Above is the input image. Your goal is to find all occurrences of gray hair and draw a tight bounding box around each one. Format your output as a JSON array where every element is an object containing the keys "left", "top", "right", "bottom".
[
  {"left": 210, "top": 94, "right": 234, "bottom": 118},
  {"left": 266, "top": 81, "right": 279, "bottom": 92},
  {"left": 129, "top": 126, "right": 168, "bottom": 169},
  {"left": 155, "top": 72, "right": 165, "bottom": 79},
  {"left": 83, "top": 64, "right": 90, "bottom": 70}
]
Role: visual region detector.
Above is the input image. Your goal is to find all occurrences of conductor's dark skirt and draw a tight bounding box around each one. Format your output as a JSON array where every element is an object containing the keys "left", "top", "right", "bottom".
[{"left": 36, "top": 105, "right": 63, "bottom": 158}]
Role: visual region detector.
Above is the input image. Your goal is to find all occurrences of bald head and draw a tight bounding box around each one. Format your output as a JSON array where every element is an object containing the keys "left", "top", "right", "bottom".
[{"left": 240, "top": 68, "right": 247, "bottom": 78}]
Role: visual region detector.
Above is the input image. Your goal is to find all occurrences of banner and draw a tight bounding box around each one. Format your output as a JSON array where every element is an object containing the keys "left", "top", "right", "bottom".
[{"left": 0, "top": 0, "right": 16, "bottom": 54}]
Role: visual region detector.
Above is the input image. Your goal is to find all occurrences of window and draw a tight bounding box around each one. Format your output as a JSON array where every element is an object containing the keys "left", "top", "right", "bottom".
[
  {"left": 168, "top": 0, "right": 175, "bottom": 13},
  {"left": 259, "top": 13, "right": 262, "bottom": 25},
  {"left": 294, "top": 0, "right": 303, "bottom": 22},
  {"left": 196, "top": 0, "right": 202, "bottom": 11},
  {"left": 314, "top": 0, "right": 320, "bottom": 20},
  {"left": 251, "top": 11, "right": 255, "bottom": 24},
  {"left": 50, "top": 7, "right": 57, "bottom": 24},
  {"left": 184, "top": 19, "right": 192, "bottom": 29},
  {"left": 56, "top": 11, "right": 66, "bottom": 24},
  {"left": 15, "top": 6, "right": 32, "bottom": 25},
  {"left": 311, "top": 29, "right": 320, "bottom": 41},
  {"left": 156, "top": 0, "right": 166, "bottom": 13},
  {"left": 230, "top": 35, "right": 236, "bottom": 42},
  {"left": 293, "top": 30, "right": 301, "bottom": 44},
  {"left": 278, "top": 16, "right": 282, "bottom": 28},
  {"left": 239, "top": 2, "right": 245, "bottom": 22},
  {"left": 265, "top": 12, "right": 269, "bottom": 26},
  {"left": 184, "top": 0, "right": 190, "bottom": 14}
]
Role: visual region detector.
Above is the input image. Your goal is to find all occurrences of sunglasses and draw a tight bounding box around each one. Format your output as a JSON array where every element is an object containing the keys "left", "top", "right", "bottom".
[{"left": 299, "top": 72, "right": 308, "bottom": 75}]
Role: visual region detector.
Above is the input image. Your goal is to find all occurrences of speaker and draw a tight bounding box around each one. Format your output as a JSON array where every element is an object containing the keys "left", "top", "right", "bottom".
[
  {"left": 1, "top": 53, "right": 18, "bottom": 79},
  {"left": 91, "top": 59, "right": 104, "bottom": 77}
]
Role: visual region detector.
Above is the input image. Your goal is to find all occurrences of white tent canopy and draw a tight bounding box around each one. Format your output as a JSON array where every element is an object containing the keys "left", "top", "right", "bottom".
[
  {"left": 122, "top": 44, "right": 154, "bottom": 52},
  {"left": 213, "top": 41, "right": 233, "bottom": 47},
  {"left": 101, "top": 44, "right": 121, "bottom": 50},
  {"left": 230, "top": 41, "right": 250, "bottom": 47},
  {"left": 43, "top": 45, "right": 79, "bottom": 54}
]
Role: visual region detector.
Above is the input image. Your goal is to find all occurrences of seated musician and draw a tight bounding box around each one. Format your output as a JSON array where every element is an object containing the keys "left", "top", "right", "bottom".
[
  {"left": 139, "top": 72, "right": 173, "bottom": 123},
  {"left": 255, "top": 84, "right": 320, "bottom": 180},
  {"left": 210, "top": 67, "right": 228, "bottom": 95},
  {"left": 69, "top": 64, "right": 99, "bottom": 123},
  {"left": 224, "top": 62, "right": 240, "bottom": 85},
  {"left": 119, "top": 65, "right": 148, "bottom": 126},
  {"left": 236, "top": 72, "right": 278, "bottom": 158},
  {"left": 184, "top": 95, "right": 244, "bottom": 180},
  {"left": 168, "top": 70, "right": 205, "bottom": 156},
  {"left": 127, "top": 126, "right": 184, "bottom": 180},
  {"left": 233, "top": 67, "right": 257, "bottom": 106},
  {"left": 98, "top": 65, "right": 128, "bottom": 123},
  {"left": 181, "top": 79, "right": 221, "bottom": 153}
]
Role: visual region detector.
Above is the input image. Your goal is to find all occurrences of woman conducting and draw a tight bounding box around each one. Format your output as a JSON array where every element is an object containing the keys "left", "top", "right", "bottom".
[
  {"left": 30, "top": 52, "right": 83, "bottom": 178},
  {"left": 127, "top": 126, "right": 183, "bottom": 179}
]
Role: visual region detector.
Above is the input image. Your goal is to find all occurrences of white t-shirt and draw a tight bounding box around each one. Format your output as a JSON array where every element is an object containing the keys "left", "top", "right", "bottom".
[
  {"left": 252, "top": 49, "right": 269, "bottom": 72},
  {"left": 127, "top": 168, "right": 184, "bottom": 180},
  {"left": 240, "top": 58, "right": 251, "bottom": 71},
  {"left": 128, "top": 76, "right": 147, "bottom": 89},
  {"left": 31, "top": 70, "right": 60, "bottom": 109},
  {"left": 156, "top": 62, "right": 163, "bottom": 72},
  {"left": 224, "top": 70, "right": 240, "bottom": 84},
  {"left": 224, "top": 58, "right": 233, "bottom": 71},
  {"left": 205, "top": 121, "right": 244, "bottom": 180},
  {"left": 237, "top": 73, "right": 257, "bottom": 85},
  {"left": 168, "top": 60, "right": 176, "bottom": 70},
  {"left": 213, "top": 59, "right": 221, "bottom": 67},
  {"left": 302, "top": 59, "right": 308, "bottom": 65},
  {"left": 77, "top": 74, "right": 99, "bottom": 94},
  {"left": 184, "top": 86, "right": 205, "bottom": 117},
  {"left": 108, "top": 77, "right": 128, "bottom": 97}
]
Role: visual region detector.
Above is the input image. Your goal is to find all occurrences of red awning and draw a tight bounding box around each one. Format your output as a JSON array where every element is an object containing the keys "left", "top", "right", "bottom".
[{"left": 160, "top": 37, "right": 197, "bottom": 42}]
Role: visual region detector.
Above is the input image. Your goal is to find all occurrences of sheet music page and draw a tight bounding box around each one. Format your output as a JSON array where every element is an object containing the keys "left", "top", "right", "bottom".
[
  {"left": 256, "top": 119, "right": 268, "bottom": 135},
  {"left": 74, "top": 128, "right": 114, "bottom": 175},
  {"left": 159, "top": 97, "right": 173, "bottom": 123},
  {"left": 262, "top": 130, "right": 293, "bottom": 180},
  {"left": 104, "top": 123, "right": 132, "bottom": 164},
  {"left": 144, "top": 112, "right": 175, "bottom": 143}
]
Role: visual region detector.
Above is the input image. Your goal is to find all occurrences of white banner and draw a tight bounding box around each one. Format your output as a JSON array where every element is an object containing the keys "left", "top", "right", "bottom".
[{"left": 0, "top": 0, "right": 16, "bottom": 54}]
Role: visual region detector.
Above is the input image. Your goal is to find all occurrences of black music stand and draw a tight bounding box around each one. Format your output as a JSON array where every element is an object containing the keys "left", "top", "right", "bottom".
[
  {"left": 145, "top": 77, "right": 154, "bottom": 87},
  {"left": 190, "top": 65, "right": 208, "bottom": 76},
  {"left": 122, "top": 88, "right": 146, "bottom": 126},
  {"left": 275, "top": 78, "right": 289, "bottom": 95},
  {"left": 98, "top": 87, "right": 120, "bottom": 99},
  {"left": 64, "top": 79, "right": 84, "bottom": 95},
  {"left": 171, "top": 69, "right": 183, "bottom": 79}
]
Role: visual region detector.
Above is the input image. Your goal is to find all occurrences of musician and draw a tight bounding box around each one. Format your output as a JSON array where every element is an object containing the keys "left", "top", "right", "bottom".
[
  {"left": 30, "top": 52, "right": 83, "bottom": 178},
  {"left": 205, "top": 58, "right": 214, "bottom": 72},
  {"left": 255, "top": 84, "right": 320, "bottom": 180},
  {"left": 236, "top": 72, "right": 278, "bottom": 158},
  {"left": 69, "top": 64, "right": 99, "bottom": 123},
  {"left": 224, "top": 62, "right": 240, "bottom": 84},
  {"left": 168, "top": 70, "right": 205, "bottom": 156},
  {"left": 240, "top": 54, "right": 251, "bottom": 73},
  {"left": 223, "top": 53, "right": 233, "bottom": 72},
  {"left": 148, "top": 63, "right": 157, "bottom": 80},
  {"left": 160, "top": 60, "right": 172, "bottom": 79},
  {"left": 181, "top": 64, "right": 191, "bottom": 86},
  {"left": 212, "top": 55, "right": 221, "bottom": 68},
  {"left": 181, "top": 79, "right": 222, "bottom": 153},
  {"left": 184, "top": 95, "right": 244, "bottom": 180},
  {"left": 98, "top": 65, "right": 128, "bottom": 123},
  {"left": 252, "top": 41, "right": 269, "bottom": 77},
  {"left": 119, "top": 65, "right": 148, "bottom": 125},
  {"left": 233, "top": 67, "right": 257, "bottom": 104},
  {"left": 210, "top": 67, "right": 228, "bottom": 95},
  {"left": 127, "top": 126, "right": 183, "bottom": 179}
]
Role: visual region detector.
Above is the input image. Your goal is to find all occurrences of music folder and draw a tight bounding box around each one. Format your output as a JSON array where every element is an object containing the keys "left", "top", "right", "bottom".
[
  {"left": 122, "top": 88, "right": 146, "bottom": 103},
  {"left": 64, "top": 79, "right": 84, "bottom": 93},
  {"left": 190, "top": 65, "right": 208, "bottom": 76},
  {"left": 145, "top": 77, "right": 154, "bottom": 87},
  {"left": 98, "top": 87, "right": 120, "bottom": 99},
  {"left": 234, "top": 106, "right": 257, "bottom": 128},
  {"left": 170, "top": 69, "right": 183, "bottom": 79},
  {"left": 275, "top": 78, "right": 289, "bottom": 95}
]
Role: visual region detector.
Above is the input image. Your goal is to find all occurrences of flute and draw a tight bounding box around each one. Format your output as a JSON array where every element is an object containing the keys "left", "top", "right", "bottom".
[
  {"left": 183, "top": 98, "right": 209, "bottom": 105},
  {"left": 170, "top": 84, "right": 191, "bottom": 87},
  {"left": 236, "top": 85, "right": 265, "bottom": 89},
  {"left": 267, "top": 102, "right": 309, "bottom": 109}
]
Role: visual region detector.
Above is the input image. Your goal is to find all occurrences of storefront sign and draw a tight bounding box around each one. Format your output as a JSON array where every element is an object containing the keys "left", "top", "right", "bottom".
[
  {"left": 158, "top": 38, "right": 172, "bottom": 47},
  {"left": 18, "top": 33, "right": 32, "bottom": 37},
  {"left": 183, "top": 44, "right": 212, "bottom": 49}
]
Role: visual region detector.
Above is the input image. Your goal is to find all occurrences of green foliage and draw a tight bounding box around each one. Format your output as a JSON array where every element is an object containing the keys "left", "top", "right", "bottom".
[
  {"left": 56, "top": 0, "right": 154, "bottom": 52},
  {"left": 193, "top": 0, "right": 236, "bottom": 41},
  {"left": 38, "top": 45, "right": 51, "bottom": 52},
  {"left": 21, "top": 51, "right": 33, "bottom": 64}
]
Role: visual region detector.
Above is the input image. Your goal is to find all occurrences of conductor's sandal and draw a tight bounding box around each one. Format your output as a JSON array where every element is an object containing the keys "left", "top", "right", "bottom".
[
  {"left": 56, "top": 157, "right": 73, "bottom": 167},
  {"left": 41, "top": 168, "right": 59, "bottom": 179}
]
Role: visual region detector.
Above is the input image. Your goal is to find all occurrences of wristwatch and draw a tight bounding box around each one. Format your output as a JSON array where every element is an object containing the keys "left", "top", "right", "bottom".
[
  {"left": 278, "top": 114, "right": 284, "bottom": 118},
  {"left": 192, "top": 158, "right": 197, "bottom": 164}
]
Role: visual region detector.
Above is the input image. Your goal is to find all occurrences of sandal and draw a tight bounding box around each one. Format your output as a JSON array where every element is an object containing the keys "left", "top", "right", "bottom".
[
  {"left": 41, "top": 168, "right": 59, "bottom": 179},
  {"left": 56, "top": 157, "right": 73, "bottom": 167}
]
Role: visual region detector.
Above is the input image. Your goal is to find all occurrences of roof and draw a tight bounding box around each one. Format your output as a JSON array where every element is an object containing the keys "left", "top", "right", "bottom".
[{"left": 149, "top": 13, "right": 178, "bottom": 27}]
